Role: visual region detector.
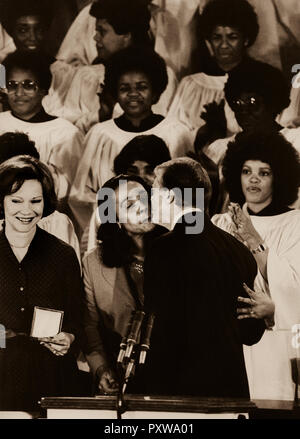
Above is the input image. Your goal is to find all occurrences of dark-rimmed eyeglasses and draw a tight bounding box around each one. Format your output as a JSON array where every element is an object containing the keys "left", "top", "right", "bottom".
[{"left": 6, "top": 80, "right": 39, "bottom": 94}]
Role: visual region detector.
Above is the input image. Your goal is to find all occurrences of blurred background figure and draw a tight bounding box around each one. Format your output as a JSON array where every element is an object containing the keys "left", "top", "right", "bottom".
[{"left": 168, "top": 0, "right": 260, "bottom": 143}]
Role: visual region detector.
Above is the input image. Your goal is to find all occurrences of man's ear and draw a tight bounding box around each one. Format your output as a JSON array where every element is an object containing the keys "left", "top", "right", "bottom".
[
  {"left": 244, "top": 38, "right": 249, "bottom": 47},
  {"left": 168, "top": 189, "right": 176, "bottom": 205}
]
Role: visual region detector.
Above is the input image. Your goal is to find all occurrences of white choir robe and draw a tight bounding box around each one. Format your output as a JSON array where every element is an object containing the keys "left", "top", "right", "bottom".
[
  {"left": 152, "top": 0, "right": 200, "bottom": 79},
  {"left": 53, "top": 1, "right": 198, "bottom": 80},
  {"left": 69, "top": 116, "right": 193, "bottom": 232},
  {"left": 55, "top": 3, "right": 97, "bottom": 67},
  {"left": 0, "top": 211, "right": 80, "bottom": 264},
  {"left": 279, "top": 72, "right": 300, "bottom": 128},
  {"left": 212, "top": 208, "right": 300, "bottom": 401},
  {"left": 43, "top": 62, "right": 178, "bottom": 125},
  {"left": 0, "top": 111, "right": 84, "bottom": 197},
  {"left": 167, "top": 72, "right": 241, "bottom": 140},
  {"left": 205, "top": 127, "right": 300, "bottom": 210}
]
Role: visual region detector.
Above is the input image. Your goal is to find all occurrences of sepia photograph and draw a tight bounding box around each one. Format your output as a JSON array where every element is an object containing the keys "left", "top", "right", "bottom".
[{"left": 0, "top": 0, "right": 300, "bottom": 429}]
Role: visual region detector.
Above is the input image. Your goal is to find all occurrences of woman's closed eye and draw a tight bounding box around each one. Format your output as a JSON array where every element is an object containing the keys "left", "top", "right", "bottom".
[
  {"left": 31, "top": 199, "right": 43, "bottom": 204},
  {"left": 11, "top": 199, "right": 22, "bottom": 203}
]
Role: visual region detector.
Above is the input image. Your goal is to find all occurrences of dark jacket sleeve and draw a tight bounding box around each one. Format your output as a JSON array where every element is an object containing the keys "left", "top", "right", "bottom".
[{"left": 61, "top": 245, "right": 86, "bottom": 354}]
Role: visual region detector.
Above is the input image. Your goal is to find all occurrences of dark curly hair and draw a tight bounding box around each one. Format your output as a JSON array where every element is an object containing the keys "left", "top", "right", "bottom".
[
  {"left": 0, "top": 155, "right": 57, "bottom": 219},
  {"left": 222, "top": 131, "right": 300, "bottom": 207},
  {"left": 3, "top": 50, "right": 53, "bottom": 92},
  {"left": 1, "top": 0, "right": 54, "bottom": 35},
  {"left": 90, "top": 0, "right": 151, "bottom": 46},
  {"left": 200, "top": 0, "right": 259, "bottom": 47},
  {"left": 113, "top": 135, "right": 171, "bottom": 175},
  {"left": 0, "top": 132, "right": 39, "bottom": 164},
  {"left": 225, "top": 60, "right": 291, "bottom": 116},
  {"left": 104, "top": 46, "right": 168, "bottom": 103},
  {"left": 97, "top": 174, "right": 164, "bottom": 267}
]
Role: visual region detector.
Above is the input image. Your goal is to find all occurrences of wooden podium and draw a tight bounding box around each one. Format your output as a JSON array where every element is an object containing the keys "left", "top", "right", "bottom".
[{"left": 40, "top": 395, "right": 255, "bottom": 419}]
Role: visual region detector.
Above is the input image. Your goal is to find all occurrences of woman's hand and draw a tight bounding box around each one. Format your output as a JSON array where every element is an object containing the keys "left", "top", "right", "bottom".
[
  {"left": 228, "top": 203, "right": 262, "bottom": 248},
  {"left": 39, "top": 332, "right": 75, "bottom": 356},
  {"left": 237, "top": 283, "right": 275, "bottom": 320},
  {"left": 96, "top": 366, "right": 119, "bottom": 395}
]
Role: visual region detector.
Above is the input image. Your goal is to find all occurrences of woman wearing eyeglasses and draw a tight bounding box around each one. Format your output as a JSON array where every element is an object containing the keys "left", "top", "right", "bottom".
[
  {"left": 0, "top": 50, "right": 84, "bottom": 201},
  {"left": 205, "top": 60, "right": 300, "bottom": 167}
]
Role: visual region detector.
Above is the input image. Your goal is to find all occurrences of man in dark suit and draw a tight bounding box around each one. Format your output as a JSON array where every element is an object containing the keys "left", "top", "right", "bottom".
[{"left": 142, "top": 157, "right": 266, "bottom": 397}]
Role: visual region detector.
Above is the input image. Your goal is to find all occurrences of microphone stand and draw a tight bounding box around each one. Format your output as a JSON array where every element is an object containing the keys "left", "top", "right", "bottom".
[
  {"left": 114, "top": 312, "right": 155, "bottom": 419},
  {"left": 115, "top": 310, "right": 145, "bottom": 419}
]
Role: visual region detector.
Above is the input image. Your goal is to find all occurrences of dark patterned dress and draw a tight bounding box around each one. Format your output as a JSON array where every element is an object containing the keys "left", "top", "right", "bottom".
[{"left": 0, "top": 227, "right": 84, "bottom": 410}]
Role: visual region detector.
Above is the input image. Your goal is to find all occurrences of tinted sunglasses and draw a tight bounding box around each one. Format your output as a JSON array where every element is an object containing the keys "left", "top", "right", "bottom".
[
  {"left": 232, "top": 96, "right": 260, "bottom": 111},
  {"left": 6, "top": 79, "right": 39, "bottom": 94}
]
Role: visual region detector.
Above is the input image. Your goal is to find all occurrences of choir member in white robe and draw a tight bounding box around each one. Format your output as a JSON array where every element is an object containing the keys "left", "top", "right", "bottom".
[
  {"left": 168, "top": 0, "right": 260, "bottom": 141},
  {"left": 204, "top": 60, "right": 300, "bottom": 212},
  {"left": 69, "top": 46, "right": 192, "bottom": 233},
  {"left": 204, "top": 60, "right": 300, "bottom": 208},
  {"left": 54, "top": 0, "right": 198, "bottom": 80},
  {"left": 43, "top": 0, "right": 178, "bottom": 126},
  {"left": 0, "top": 131, "right": 80, "bottom": 262},
  {"left": 1, "top": 51, "right": 84, "bottom": 198},
  {"left": 212, "top": 130, "right": 300, "bottom": 401}
]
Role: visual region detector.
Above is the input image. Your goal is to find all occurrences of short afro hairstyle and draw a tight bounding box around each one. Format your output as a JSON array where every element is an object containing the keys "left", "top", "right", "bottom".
[
  {"left": 3, "top": 50, "right": 52, "bottom": 92},
  {"left": 0, "top": 132, "right": 39, "bottom": 164},
  {"left": 200, "top": 0, "right": 259, "bottom": 48},
  {"left": 114, "top": 135, "right": 171, "bottom": 175},
  {"left": 104, "top": 46, "right": 168, "bottom": 103},
  {"left": 0, "top": 155, "right": 57, "bottom": 219},
  {"left": 225, "top": 60, "right": 291, "bottom": 116},
  {"left": 222, "top": 131, "right": 300, "bottom": 207},
  {"left": 156, "top": 157, "right": 212, "bottom": 210},
  {"left": 90, "top": 0, "right": 151, "bottom": 46},
  {"left": 1, "top": 0, "right": 54, "bottom": 35}
]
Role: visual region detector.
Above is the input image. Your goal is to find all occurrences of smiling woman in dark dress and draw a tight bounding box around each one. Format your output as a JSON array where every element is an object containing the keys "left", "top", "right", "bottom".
[{"left": 0, "top": 155, "right": 84, "bottom": 411}]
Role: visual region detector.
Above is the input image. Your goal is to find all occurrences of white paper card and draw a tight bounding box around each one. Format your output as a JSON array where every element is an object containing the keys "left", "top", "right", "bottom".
[{"left": 30, "top": 307, "right": 64, "bottom": 338}]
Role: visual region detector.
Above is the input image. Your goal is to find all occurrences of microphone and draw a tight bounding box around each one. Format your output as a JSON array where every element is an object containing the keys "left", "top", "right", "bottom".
[
  {"left": 139, "top": 313, "right": 155, "bottom": 364},
  {"left": 124, "top": 310, "right": 145, "bottom": 360},
  {"left": 117, "top": 311, "right": 134, "bottom": 364}
]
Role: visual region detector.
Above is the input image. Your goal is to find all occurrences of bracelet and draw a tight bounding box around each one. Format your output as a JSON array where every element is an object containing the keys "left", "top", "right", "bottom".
[{"left": 251, "top": 243, "right": 266, "bottom": 254}]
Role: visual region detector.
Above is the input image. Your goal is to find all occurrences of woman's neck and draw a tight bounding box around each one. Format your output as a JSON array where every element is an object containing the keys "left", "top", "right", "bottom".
[
  {"left": 246, "top": 199, "right": 272, "bottom": 214},
  {"left": 5, "top": 223, "right": 36, "bottom": 248},
  {"left": 12, "top": 106, "right": 43, "bottom": 122},
  {"left": 124, "top": 111, "right": 152, "bottom": 128},
  {"left": 217, "top": 57, "right": 243, "bottom": 73}
]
